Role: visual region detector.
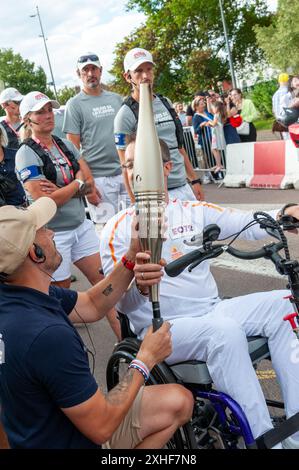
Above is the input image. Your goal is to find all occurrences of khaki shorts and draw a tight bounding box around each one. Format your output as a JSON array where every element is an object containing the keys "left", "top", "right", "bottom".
[{"left": 102, "top": 387, "right": 144, "bottom": 449}]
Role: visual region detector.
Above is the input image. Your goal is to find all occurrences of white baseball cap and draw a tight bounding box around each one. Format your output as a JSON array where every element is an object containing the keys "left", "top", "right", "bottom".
[
  {"left": 77, "top": 52, "right": 101, "bottom": 71},
  {"left": 124, "top": 48, "right": 155, "bottom": 72},
  {"left": 0, "top": 87, "right": 23, "bottom": 105},
  {"left": 20, "top": 91, "right": 60, "bottom": 119}
]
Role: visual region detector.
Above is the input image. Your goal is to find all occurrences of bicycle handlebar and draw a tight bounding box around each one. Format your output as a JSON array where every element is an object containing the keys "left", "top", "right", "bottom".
[{"left": 165, "top": 241, "right": 284, "bottom": 278}]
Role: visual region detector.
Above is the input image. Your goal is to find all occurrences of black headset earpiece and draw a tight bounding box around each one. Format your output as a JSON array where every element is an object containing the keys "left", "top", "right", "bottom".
[{"left": 33, "top": 244, "right": 45, "bottom": 259}]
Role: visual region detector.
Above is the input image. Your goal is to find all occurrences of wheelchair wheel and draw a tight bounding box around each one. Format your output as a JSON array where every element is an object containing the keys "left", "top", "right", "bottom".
[{"left": 106, "top": 339, "right": 197, "bottom": 449}]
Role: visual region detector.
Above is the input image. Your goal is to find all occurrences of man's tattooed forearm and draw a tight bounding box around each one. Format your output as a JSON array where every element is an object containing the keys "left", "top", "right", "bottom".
[
  {"left": 106, "top": 369, "right": 134, "bottom": 405},
  {"left": 102, "top": 284, "right": 113, "bottom": 296}
]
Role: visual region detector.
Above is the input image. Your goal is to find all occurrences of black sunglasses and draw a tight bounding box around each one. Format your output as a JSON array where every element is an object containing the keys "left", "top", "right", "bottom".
[{"left": 77, "top": 54, "right": 99, "bottom": 63}]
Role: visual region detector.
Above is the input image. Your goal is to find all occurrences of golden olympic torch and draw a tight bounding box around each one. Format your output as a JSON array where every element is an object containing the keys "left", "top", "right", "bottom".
[{"left": 133, "top": 82, "right": 166, "bottom": 331}]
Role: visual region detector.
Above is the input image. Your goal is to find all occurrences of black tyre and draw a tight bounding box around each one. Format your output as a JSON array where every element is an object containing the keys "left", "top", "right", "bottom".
[{"left": 106, "top": 339, "right": 197, "bottom": 449}]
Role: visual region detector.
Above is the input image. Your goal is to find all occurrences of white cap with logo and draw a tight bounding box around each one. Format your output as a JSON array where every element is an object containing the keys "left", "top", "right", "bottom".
[
  {"left": 0, "top": 87, "right": 23, "bottom": 105},
  {"left": 124, "top": 48, "right": 155, "bottom": 72},
  {"left": 77, "top": 52, "right": 101, "bottom": 71},
  {"left": 0, "top": 197, "right": 57, "bottom": 276},
  {"left": 20, "top": 91, "right": 60, "bottom": 119}
]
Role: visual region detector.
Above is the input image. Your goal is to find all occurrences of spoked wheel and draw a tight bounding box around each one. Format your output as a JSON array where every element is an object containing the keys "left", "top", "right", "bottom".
[{"left": 106, "top": 339, "right": 197, "bottom": 449}]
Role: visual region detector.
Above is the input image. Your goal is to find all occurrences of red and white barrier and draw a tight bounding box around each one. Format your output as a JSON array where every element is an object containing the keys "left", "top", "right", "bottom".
[
  {"left": 223, "top": 143, "right": 254, "bottom": 187},
  {"left": 224, "top": 140, "right": 299, "bottom": 189}
]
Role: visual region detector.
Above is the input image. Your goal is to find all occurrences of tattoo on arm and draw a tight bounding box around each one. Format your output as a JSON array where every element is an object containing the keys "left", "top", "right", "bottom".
[
  {"left": 102, "top": 284, "right": 113, "bottom": 296},
  {"left": 106, "top": 369, "right": 134, "bottom": 405}
]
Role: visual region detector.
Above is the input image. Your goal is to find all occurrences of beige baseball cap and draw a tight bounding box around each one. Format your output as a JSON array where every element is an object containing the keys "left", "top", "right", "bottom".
[{"left": 0, "top": 198, "right": 57, "bottom": 276}]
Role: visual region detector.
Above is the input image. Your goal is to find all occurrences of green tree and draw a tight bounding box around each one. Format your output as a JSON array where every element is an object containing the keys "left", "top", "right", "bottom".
[
  {"left": 247, "top": 79, "right": 277, "bottom": 118},
  {"left": 110, "top": 0, "right": 273, "bottom": 100},
  {"left": 56, "top": 86, "right": 78, "bottom": 105},
  {"left": 110, "top": 23, "right": 229, "bottom": 101},
  {"left": 255, "top": 0, "right": 299, "bottom": 73},
  {"left": 125, "top": 1, "right": 272, "bottom": 69},
  {"left": 0, "top": 48, "right": 49, "bottom": 95}
]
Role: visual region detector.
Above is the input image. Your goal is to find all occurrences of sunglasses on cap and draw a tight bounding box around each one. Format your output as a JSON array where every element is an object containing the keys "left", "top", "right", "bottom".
[{"left": 77, "top": 54, "right": 99, "bottom": 63}]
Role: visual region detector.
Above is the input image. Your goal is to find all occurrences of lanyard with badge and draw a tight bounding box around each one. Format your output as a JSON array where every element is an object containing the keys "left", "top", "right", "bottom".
[{"left": 33, "top": 137, "right": 74, "bottom": 185}]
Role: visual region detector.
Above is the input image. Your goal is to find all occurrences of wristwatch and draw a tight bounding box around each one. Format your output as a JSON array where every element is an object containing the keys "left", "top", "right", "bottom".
[
  {"left": 74, "top": 178, "right": 85, "bottom": 191},
  {"left": 190, "top": 177, "right": 202, "bottom": 186}
]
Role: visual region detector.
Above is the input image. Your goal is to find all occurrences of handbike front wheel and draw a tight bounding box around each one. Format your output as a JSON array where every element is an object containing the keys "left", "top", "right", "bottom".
[{"left": 106, "top": 340, "right": 197, "bottom": 449}]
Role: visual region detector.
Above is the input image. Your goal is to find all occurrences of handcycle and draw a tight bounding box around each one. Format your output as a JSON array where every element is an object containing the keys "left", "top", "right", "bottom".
[{"left": 106, "top": 211, "right": 299, "bottom": 449}]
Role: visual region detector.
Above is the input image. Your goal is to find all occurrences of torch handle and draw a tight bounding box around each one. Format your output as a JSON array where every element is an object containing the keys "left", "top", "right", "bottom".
[{"left": 152, "top": 301, "right": 163, "bottom": 331}]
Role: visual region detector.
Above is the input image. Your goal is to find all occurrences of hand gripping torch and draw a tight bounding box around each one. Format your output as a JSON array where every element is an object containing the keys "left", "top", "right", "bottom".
[{"left": 133, "top": 82, "right": 166, "bottom": 331}]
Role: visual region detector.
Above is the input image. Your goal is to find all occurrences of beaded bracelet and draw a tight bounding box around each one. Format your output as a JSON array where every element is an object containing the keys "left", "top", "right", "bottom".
[{"left": 128, "top": 359, "right": 150, "bottom": 382}]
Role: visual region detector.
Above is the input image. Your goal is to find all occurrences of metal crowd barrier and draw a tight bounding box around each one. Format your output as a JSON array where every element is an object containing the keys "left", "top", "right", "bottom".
[
  {"left": 183, "top": 126, "right": 226, "bottom": 183},
  {"left": 183, "top": 127, "right": 197, "bottom": 168}
]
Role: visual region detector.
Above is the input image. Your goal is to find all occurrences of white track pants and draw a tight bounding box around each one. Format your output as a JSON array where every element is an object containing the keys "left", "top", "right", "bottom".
[
  {"left": 86, "top": 174, "right": 131, "bottom": 224},
  {"left": 165, "top": 290, "right": 299, "bottom": 439}
]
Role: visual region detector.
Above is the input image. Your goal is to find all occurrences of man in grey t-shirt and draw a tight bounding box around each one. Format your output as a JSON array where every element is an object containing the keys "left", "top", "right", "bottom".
[
  {"left": 63, "top": 53, "right": 130, "bottom": 224},
  {"left": 114, "top": 47, "right": 204, "bottom": 202}
]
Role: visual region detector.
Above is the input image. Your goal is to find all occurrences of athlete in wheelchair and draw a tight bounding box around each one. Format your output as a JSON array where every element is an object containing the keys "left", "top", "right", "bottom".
[{"left": 101, "top": 138, "right": 299, "bottom": 449}]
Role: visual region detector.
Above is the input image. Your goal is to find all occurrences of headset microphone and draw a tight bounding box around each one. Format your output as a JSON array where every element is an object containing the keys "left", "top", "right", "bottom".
[
  {"left": 128, "top": 73, "right": 138, "bottom": 87},
  {"left": 28, "top": 118, "right": 39, "bottom": 125}
]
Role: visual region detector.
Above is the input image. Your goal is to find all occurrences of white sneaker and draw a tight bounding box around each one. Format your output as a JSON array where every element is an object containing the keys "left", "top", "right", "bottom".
[
  {"left": 202, "top": 175, "right": 211, "bottom": 184},
  {"left": 282, "top": 436, "right": 299, "bottom": 449}
]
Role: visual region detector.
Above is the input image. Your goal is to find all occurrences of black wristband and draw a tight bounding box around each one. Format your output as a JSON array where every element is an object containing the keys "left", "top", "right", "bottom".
[{"left": 191, "top": 178, "right": 202, "bottom": 186}]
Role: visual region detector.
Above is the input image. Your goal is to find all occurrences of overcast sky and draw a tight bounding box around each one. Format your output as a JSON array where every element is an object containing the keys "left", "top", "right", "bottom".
[
  {"left": 0, "top": 0, "right": 145, "bottom": 89},
  {"left": 0, "top": 0, "right": 277, "bottom": 91}
]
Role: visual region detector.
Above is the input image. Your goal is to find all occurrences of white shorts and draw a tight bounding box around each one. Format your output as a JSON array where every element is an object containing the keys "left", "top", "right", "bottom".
[
  {"left": 86, "top": 174, "right": 131, "bottom": 224},
  {"left": 168, "top": 183, "right": 196, "bottom": 201},
  {"left": 53, "top": 218, "right": 100, "bottom": 281}
]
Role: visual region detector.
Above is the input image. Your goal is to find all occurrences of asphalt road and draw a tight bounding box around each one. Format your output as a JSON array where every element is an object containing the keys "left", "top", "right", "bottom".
[{"left": 74, "top": 184, "right": 299, "bottom": 412}]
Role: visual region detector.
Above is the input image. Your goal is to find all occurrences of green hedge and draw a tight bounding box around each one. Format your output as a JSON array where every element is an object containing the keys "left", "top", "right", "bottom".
[{"left": 246, "top": 79, "right": 278, "bottom": 119}]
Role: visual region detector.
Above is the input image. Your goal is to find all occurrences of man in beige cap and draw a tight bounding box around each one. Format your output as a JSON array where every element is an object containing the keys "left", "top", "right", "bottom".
[
  {"left": 0, "top": 87, "right": 23, "bottom": 149},
  {"left": 0, "top": 197, "right": 193, "bottom": 449}
]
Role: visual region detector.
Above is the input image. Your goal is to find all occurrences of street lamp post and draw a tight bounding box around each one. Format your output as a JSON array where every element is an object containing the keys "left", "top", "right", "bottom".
[
  {"left": 219, "top": 0, "right": 236, "bottom": 88},
  {"left": 30, "top": 5, "right": 58, "bottom": 99}
]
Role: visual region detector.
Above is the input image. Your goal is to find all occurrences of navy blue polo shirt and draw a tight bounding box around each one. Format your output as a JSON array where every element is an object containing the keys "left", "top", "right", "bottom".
[
  {"left": 0, "top": 147, "right": 26, "bottom": 206},
  {"left": 0, "top": 284, "right": 99, "bottom": 448}
]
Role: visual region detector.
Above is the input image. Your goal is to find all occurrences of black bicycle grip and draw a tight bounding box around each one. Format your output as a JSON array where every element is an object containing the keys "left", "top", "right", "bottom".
[
  {"left": 226, "top": 245, "right": 270, "bottom": 260},
  {"left": 165, "top": 249, "right": 204, "bottom": 277}
]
